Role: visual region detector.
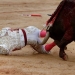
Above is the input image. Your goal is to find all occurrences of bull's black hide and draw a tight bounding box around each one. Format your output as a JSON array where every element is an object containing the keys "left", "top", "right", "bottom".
[{"left": 47, "top": 0, "right": 75, "bottom": 60}]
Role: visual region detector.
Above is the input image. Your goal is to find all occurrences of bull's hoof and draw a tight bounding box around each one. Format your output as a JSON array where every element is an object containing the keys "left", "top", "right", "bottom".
[
  {"left": 62, "top": 54, "right": 68, "bottom": 61},
  {"left": 59, "top": 52, "right": 68, "bottom": 61}
]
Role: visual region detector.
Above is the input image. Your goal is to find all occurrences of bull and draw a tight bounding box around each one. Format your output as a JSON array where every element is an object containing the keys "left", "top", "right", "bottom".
[{"left": 40, "top": 0, "right": 75, "bottom": 60}]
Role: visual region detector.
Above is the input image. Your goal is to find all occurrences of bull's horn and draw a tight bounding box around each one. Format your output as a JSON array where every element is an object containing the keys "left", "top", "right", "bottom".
[{"left": 40, "top": 32, "right": 49, "bottom": 45}]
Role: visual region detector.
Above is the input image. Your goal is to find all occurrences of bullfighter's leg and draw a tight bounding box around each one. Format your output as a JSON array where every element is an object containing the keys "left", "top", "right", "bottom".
[
  {"left": 24, "top": 26, "right": 49, "bottom": 54},
  {"left": 45, "top": 41, "right": 56, "bottom": 51},
  {"left": 30, "top": 36, "right": 51, "bottom": 54},
  {"left": 40, "top": 30, "right": 56, "bottom": 51}
]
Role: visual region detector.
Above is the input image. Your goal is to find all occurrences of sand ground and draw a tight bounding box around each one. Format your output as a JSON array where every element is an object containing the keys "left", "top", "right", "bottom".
[{"left": 0, "top": 0, "right": 75, "bottom": 75}]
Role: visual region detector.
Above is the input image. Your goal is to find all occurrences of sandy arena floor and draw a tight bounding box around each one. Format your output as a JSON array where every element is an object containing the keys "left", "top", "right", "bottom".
[{"left": 0, "top": 0, "right": 75, "bottom": 75}]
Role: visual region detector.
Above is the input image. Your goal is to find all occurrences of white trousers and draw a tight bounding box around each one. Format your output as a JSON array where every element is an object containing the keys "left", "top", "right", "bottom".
[
  {"left": 24, "top": 26, "right": 47, "bottom": 53},
  {"left": 0, "top": 27, "right": 23, "bottom": 54},
  {"left": 0, "top": 26, "right": 48, "bottom": 54}
]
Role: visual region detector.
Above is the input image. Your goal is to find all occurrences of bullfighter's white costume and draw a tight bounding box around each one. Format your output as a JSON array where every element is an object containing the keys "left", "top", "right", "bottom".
[{"left": 0, "top": 26, "right": 49, "bottom": 54}]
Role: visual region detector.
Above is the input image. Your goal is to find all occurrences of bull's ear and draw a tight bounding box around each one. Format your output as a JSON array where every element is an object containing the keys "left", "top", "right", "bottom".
[{"left": 40, "top": 32, "right": 49, "bottom": 45}]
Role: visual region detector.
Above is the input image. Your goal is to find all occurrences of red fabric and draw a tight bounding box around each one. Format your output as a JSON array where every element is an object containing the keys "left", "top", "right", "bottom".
[
  {"left": 21, "top": 29, "right": 27, "bottom": 46},
  {"left": 46, "top": 18, "right": 55, "bottom": 26},
  {"left": 40, "top": 30, "right": 46, "bottom": 37},
  {"left": 45, "top": 42, "right": 56, "bottom": 51},
  {"left": 46, "top": 0, "right": 66, "bottom": 26}
]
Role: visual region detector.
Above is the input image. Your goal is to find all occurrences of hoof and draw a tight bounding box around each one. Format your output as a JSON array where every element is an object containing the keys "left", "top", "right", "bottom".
[{"left": 62, "top": 54, "right": 68, "bottom": 61}]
